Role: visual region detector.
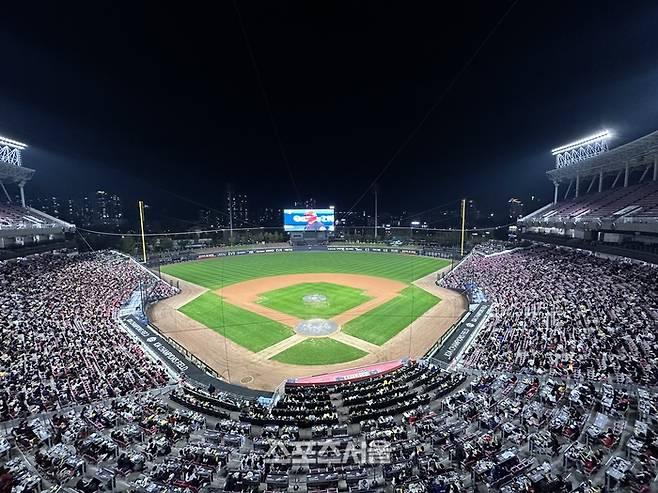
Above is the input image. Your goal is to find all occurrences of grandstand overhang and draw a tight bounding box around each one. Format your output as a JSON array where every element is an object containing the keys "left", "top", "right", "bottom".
[
  {"left": 547, "top": 130, "right": 658, "bottom": 184},
  {"left": 0, "top": 161, "right": 35, "bottom": 185}
]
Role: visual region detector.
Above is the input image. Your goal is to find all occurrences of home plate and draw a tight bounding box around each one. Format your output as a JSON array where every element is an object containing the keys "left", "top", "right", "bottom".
[{"left": 295, "top": 318, "right": 339, "bottom": 336}]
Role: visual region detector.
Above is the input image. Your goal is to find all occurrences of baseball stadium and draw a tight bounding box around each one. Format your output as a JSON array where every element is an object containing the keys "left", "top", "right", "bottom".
[
  {"left": 2, "top": 123, "right": 658, "bottom": 491},
  {"left": 2, "top": 3, "right": 658, "bottom": 493}
]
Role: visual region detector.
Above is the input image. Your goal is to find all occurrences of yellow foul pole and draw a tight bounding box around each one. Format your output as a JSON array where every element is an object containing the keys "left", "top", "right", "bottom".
[
  {"left": 460, "top": 198, "right": 466, "bottom": 256},
  {"left": 138, "top": 200, "right": 147, "bottom": 263}
]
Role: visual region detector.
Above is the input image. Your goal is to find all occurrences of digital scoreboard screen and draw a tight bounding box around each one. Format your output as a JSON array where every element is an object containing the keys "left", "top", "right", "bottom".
[{"left": 283, "top": 209, "right": 335, "bottom": 232}]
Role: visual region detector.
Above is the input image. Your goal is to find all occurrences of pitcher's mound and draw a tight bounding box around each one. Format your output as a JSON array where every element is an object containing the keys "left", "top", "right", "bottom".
[{"left": 295, "top": 318, "right": 339, "bottom": 336}]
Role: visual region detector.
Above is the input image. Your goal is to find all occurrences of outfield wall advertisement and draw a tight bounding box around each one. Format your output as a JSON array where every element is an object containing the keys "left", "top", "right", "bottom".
[
  {"left": 283, "top": 209, "right": 335, "bottom": 232},
  {"left": 328, "top": 246, "right": 418, "bottom": 255},
  {"left": 152, "top": 244, "right": 458, "bottom": 267},
  {"left": 195, "top": 247, "right": 293, "bottom": 260}
]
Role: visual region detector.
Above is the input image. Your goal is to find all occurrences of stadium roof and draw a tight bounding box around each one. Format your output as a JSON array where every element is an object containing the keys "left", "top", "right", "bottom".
[
  {"left": 0, "top": 161, "right": 35, "bottom": 185},
  {"left": 547, "top": 130, "right": 658, "bottom": 183}
]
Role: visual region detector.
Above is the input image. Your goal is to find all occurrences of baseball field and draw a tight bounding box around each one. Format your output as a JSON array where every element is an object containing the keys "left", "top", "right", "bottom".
[{"left": 156, "top": 251, "right": 457, "bottom": 376}]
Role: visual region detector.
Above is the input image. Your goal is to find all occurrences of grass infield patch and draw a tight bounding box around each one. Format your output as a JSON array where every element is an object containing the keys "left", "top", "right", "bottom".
[
  {"left": 342, "top": 286, "right": 440, "bottom": 345},
  {"left": 257, "top": 282, "right": 372, "bottom": 320},
  {"left": 271, "top": 338, "right": 368, "bottom": 365},
  {"left": 178, "top": 292, "right": 294, "bottom": 352}
]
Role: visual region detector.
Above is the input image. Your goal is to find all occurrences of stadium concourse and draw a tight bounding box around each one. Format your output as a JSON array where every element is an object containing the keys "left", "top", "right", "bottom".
[{"left": 0, "top": 243, "right": 657, "bottom": 493}]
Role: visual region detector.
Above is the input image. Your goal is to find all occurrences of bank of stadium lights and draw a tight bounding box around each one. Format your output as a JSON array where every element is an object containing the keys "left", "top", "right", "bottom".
[
  {"left": 551, "top": 130, "right": 611, "bottom": 168},
  {"left": 0, "top": 134, "right": 28, "bottom": 166},
  {"left": 0, "top": 135, "right": 28, "bottom": 149}
]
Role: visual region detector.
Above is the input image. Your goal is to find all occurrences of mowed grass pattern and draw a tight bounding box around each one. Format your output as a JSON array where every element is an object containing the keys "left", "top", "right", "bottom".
[
  {"left": 257, "top": 282, "right": 372, "bottom": 320},
  {"left": 271, "top": 338, "right": 367, "bottom": 365},
  {"left": 161, "top": 252, "right": 448, "bottom": 289},
  {"left": 179, "top": 292, "right": 294, "bottom": 352},
  {"left": 343, "top": 286, "right": 440, "bottom": 345}
]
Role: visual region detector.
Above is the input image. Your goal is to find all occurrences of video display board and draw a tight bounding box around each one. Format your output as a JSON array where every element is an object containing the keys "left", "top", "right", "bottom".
[{"left": 283, "top": 209, "right": 335, "bottom": 232}]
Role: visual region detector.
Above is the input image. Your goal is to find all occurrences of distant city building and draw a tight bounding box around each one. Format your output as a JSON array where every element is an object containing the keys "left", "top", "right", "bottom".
[
  {"left": 257, "top": 207, "right": 281, "bottom": 227},
  {"left": 227, "top": 190, "right": 249, "bottom": 226},
  {"left": 508, "top": 197, "right": 524, "bottom": 219},
  {"left": 51, "top": 197, "right": 62, "bottom": 217},
  {"left": 96, "top": 190, "right": 111, "bottom": 224},
  {"left": 31, "top": 196, "right": 62, "bottom": 218},
  {"left": 27, "top": 191, "right": 123, "bottom": 226},
  {"left": 293, "top": 198, "right": 317, "bottom": 209},
  {"left": 338, "top": 210, "right": 369, "bottom": 227},
  {"left": 196, "top": 208, "right": 226, "bottom": 229},
  {"left": 65, "top": 199, "right": 76, "bottom": 222},
  {"left": 82, "top": 196, "right": 92, "bottom": 224},
  {"left": 95, "top": 190, "right": 123, "bottom": 226},
  {"left": 197, "top": 208, "right": 210, "bottom": 224},
  {"left": 466, "top": 199, "right": 481, "bottom": 221},
  {"left": 524, "top": 195, "right": 544, "bottom": 216}
]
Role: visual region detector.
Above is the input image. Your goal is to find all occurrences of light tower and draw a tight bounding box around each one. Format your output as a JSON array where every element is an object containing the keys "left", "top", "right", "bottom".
[
  {"left": 0, "top": 134, "right": 30, "bottom": 207},
  {"left": 550, "top": 130, "right": 612, "bottom": 202},
  {"left": 0, "top": 135, "right": 27, "bottom": 167},
  {"left": 551, "top": 130, "right": 610, "bottom": 168}
]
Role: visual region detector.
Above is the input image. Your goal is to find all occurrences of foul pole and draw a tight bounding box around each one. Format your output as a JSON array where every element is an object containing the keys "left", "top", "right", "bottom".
[
  {"left": 138, "top": 200, "right": 148, "bottom": 263},
  {"left": 228, "top": 187, "right": 234, "bottom": 240},
  {"left": 374, "top": 187, "right": 378, "bottom": 240},
  {"left": 460, "top": 198, "right": 466, "bottom": 256}
]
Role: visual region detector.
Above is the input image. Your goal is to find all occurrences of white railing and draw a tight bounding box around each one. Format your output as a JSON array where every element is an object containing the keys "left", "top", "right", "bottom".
[{"left": 0, "top": 221, "right": 60, "bottom": 230}]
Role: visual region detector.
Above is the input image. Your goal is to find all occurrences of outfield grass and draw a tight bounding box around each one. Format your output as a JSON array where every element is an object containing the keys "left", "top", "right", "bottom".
[
  {"left": 257, "top": 282, "right": 372, "bottom": 320},
  {"left": 179, "top": 292, "right": 294, "bottom": 352},
  {"left": 343, "top": 286, "right": 440, "bottom": 345},
  {"left": 161, "top": 252, "right": 449, "bottom": 289},
  {"left": 271, "top": 338, "right": 368, "bottom": 365}
]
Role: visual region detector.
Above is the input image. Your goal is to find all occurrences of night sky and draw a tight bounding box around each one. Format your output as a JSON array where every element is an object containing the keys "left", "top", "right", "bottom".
[{"left": 1, "top": 1, "right": 658, "bottom": 221}]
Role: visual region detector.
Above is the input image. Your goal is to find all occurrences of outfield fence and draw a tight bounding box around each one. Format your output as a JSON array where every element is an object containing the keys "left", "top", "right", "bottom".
[{"left": 146, "top": 243, "right": 465, "bottom": 270}]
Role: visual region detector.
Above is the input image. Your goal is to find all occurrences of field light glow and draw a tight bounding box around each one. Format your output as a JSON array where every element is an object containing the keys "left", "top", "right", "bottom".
[
  {"left": 551, "top": 130, "right": 610, "bottom": 155},
  {"left": 0, "top": 135, "right": 28, "bottom": 149}
]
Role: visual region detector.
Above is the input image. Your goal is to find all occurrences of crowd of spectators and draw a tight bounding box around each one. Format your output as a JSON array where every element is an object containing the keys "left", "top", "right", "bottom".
[
  {"left": 441, "top": 245, "right": 658, "bottom": 385},
  {"left": 1, "top": 357, "right": 657, "bottom": 492},
  {"left": 0, "top": 251, "right": 178, "bottom": 421},
  {"left": 2, "top": 243, "right": 658, "bottom": 492},
  {"left": 470, "top": 240, "right": 518, "bottom": 256}
]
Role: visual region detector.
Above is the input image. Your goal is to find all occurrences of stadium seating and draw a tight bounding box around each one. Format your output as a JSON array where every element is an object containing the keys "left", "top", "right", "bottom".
[
  {"left": 0, "top": 251, "right": 178, "bottom": 422},
  {"left": 441, "top": 245, "right": 658, "bottom": 385},
  {"left": 0, "top": 202, "right": 64, "bottom": 229},
  {"left": 528, "top": 180, "right": 658, "bottom": 222},
  {"left": 2, "top": 357, "right": 656, "bottom": 493},
  {"left": 2, "top": 244, "right": 658, "bottom": 493}
]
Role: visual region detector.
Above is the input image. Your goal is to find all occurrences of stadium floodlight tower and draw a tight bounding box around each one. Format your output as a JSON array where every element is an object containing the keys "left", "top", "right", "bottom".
[
  {"left": 551, "top": 130, "right": 610, "bottom": 169},
  {"left": 0, "top": 134, "right": 27, "bottom": 167},
  {"left": 0, "top": 134, "right": 31, "bottom": 207}
]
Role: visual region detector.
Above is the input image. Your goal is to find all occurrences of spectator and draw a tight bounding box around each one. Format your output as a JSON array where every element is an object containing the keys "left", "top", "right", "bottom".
[{"left": 0, "top": 251, "right": 178, "bottom": 421}]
